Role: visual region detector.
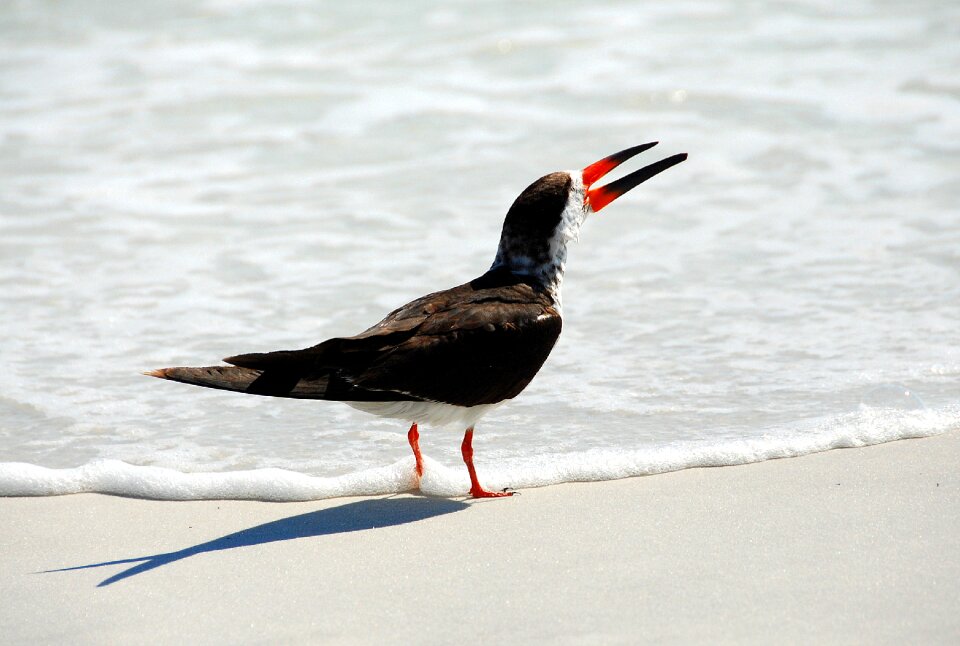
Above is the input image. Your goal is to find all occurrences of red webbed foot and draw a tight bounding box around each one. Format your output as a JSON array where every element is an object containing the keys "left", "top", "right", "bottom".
[{"left": 468, "top": 486, "right": 514, "bottom": 499}]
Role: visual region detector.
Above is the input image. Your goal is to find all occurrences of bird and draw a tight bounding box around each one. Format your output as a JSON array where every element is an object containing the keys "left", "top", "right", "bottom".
[{"left": 147, "top": 143, "right": 687, "bottom": 498}]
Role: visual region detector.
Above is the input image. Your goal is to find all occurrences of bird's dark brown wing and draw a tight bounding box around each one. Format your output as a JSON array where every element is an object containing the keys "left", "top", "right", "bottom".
[
  {"left": 217, "top": 268, "right": 562, "bottom": 405},
  {"left": 354, "top": 297, "right": 561, "bottom": 406}
]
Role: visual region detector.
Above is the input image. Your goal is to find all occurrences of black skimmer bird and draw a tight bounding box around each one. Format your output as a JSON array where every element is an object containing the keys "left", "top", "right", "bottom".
[{"left": 147, "top": 143, "right": 686, "bottom": 497}]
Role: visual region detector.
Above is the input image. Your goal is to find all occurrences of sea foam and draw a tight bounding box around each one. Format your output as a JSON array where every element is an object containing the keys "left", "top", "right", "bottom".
[{"left": 1, "top": 405, "right": 955, "bottom": 502}]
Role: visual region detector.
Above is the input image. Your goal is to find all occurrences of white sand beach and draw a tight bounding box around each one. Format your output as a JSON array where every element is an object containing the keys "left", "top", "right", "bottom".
[{"left": 2, "top": 432, "right": 958, "bottom": 644}]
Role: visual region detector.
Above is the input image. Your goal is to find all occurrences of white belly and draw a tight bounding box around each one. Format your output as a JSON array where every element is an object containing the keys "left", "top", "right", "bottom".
[{"left": 345, "top": 400, "right": 503, "bottom": 429}]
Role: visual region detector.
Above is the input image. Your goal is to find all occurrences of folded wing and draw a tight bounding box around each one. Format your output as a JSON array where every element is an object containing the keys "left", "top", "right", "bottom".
[{"left": 149, "top": 269, "right": 562, "bottom": 407}]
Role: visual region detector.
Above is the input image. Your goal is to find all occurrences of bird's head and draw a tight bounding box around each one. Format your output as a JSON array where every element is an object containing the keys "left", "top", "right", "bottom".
[{"left": 492, "top": 143, "right": 687, "bottom": 306}]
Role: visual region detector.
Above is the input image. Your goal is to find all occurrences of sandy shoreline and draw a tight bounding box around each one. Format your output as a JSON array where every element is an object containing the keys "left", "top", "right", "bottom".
[{"left": 2, "top": 432, "right": 959, "bottom": 644}]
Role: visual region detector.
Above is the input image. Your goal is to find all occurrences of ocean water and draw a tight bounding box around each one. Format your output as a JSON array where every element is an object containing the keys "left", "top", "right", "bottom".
[{"left": 1, "top": 0, "right": 958, "bottom": 500}]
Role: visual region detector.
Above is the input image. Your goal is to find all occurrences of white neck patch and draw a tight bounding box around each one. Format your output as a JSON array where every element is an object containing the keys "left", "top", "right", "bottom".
[{"left": 491, "top": 172, "right": 589, "bottom": 312}]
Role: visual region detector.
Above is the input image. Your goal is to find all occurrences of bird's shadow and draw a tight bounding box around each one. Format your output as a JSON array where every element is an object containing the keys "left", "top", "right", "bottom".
[{"left": 42, "top": 496, "right": 468, "bottom": 587}]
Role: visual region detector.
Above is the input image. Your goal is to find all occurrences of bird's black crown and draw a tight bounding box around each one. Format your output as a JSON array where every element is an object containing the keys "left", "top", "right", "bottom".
[{"left": 497, "top": 172, "right": 573, "bottom": 265}]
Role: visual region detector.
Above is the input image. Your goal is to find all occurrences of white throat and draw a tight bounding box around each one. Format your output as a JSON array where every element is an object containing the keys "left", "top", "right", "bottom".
[{"left": 491, "top": 172, "right": 588, "bottom": 312}]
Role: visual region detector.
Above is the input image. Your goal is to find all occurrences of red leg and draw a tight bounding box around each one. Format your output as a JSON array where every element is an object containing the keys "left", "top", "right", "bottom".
[
  {"left": 407, "top": 422, "right": 423, "bottom": 478},
  {"left": 461, "top": 427, "right": 513, "bottom": 498}
]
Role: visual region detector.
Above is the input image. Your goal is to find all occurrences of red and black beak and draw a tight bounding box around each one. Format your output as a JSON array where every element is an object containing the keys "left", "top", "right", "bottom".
[{"left": 583, "top": 143, "right": 687, "bottom": 212}]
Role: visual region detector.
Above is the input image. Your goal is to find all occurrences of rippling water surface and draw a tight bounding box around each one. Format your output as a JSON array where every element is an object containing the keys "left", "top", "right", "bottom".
[{"left": 1, "top": 0, "right": 958, "bottom": 498}]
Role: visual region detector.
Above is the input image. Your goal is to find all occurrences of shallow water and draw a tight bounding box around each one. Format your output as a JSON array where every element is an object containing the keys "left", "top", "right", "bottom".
[{"left": 1, "top": 0, "right": 958, "bottom": 499}]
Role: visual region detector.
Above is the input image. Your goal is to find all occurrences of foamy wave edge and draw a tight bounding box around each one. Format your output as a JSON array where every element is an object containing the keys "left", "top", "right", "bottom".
[{"left": 2, "top": 405, "right": 957, "bottom": 501}]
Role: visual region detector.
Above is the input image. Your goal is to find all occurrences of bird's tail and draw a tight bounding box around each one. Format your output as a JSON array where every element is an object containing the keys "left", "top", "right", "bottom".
[
  {"left": 144, "top": 361, "right": 410, "bottom": 402},
  {"left": 145, "top": 366, "right": 266, "bottom": 393},
  {"left": 147, "top": 340, "right": 419, "bottom": 402},
  {"left": 145, "top": 365, "right": 333, "bottom": 399}
]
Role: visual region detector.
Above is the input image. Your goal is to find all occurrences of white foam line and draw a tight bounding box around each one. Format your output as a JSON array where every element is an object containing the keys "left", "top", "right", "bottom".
[
  {"left": 0, "top": 459, "right": 420, "bottom": 502},
  {"left": 481, "top": 405, "right": 960, "bottom": 492},
  {"left": 1, "top": 405, "right": 957, "bottom": 501}
]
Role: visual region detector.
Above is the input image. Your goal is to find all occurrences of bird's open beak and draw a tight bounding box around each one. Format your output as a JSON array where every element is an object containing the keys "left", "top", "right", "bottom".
[{"left": 583, "top": 143, "right": 688, "bottom": 212}]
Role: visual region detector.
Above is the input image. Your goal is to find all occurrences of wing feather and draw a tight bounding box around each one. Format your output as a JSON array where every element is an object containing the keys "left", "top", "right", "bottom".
[{"left": 171, "top": 268, "right": 562, "bottom": 405}]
